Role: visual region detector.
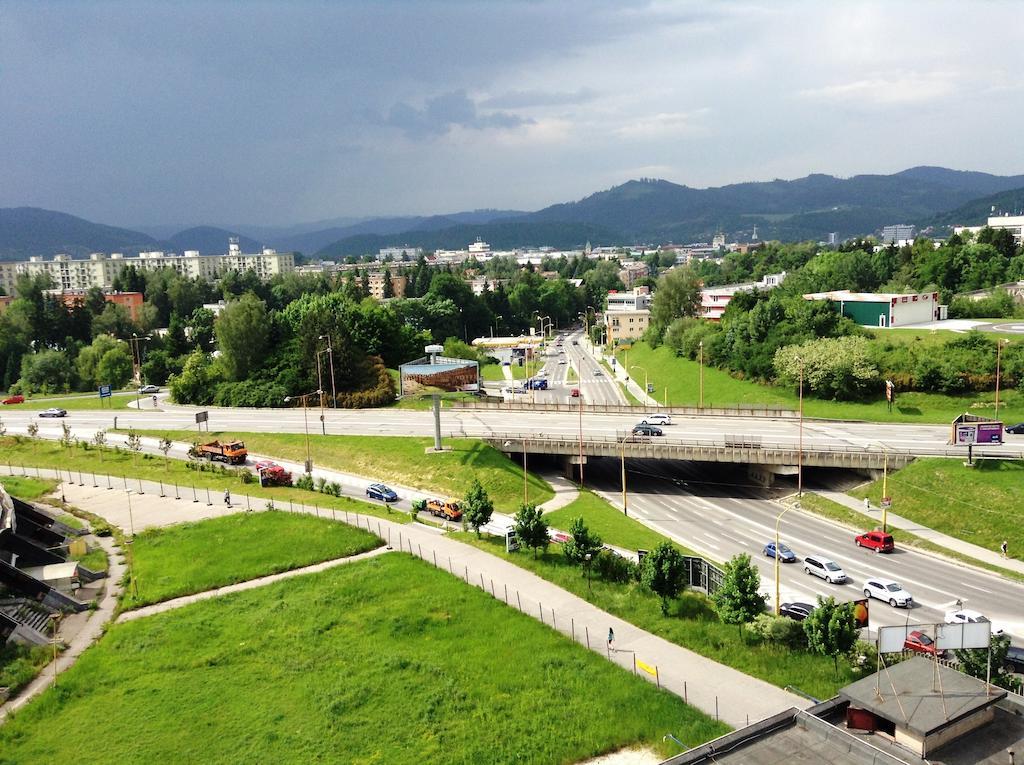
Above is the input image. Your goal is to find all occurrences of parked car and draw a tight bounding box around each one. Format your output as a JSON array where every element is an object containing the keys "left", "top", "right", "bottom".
[
  {"left": 863, "top": 578, "right": 913, "bottom": 608},
  {"left": 803, "top": 555, "right": 848, "bottom": 584},
  {"left": 39, "top": 408, "right": 67, "bottom": 418},
  {"left": 632, "top": 424, "right": 663, "bottom": 437},
  {"left": 904, "top": 630, "right": 943, "bottom": 657},
  {"left": 138, "top": 384, "right": 160, "bottom": 394},
  {"left": 944, "top": 609, "right": 1003, "bottom": 634},
  {"left": 779, "top": 602, "right": 815, "bottom": 621},
  {"left": 1005, "top": 646, "right": 1024, "bottom": 675},
  {"left": 1006, "top": 423, "right": 1024, "bottom": 435},
  {"left": 763, "top": 541, "right": 797, "bottom": 562},
  {"left": 641, "top": 414, "right": 672, "bottom": 426},
  {"left": 366, "top": 483, "right": 398, "bottom": 502},
  {"left": 2, "top": 394, "right": 25, "bottom": 405},
  {"left": 855, "top": 530, "right": 895, "bottom": 553}
]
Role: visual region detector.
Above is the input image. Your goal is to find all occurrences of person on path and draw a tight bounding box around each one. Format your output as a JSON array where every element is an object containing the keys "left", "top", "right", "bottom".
[
  {"left": 224, "top": 488, "right": 231, "bottom": 508},
  {"left": 607, "top": 627, "right": 615, "bottom": 652},
  {"left": 1001, "top": 540, "right": 1008, "bottom": 558}
]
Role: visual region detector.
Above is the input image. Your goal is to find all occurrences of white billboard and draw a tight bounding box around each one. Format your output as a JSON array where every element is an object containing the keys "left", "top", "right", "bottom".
[
  {"left": 879, "top": 624, "right": 916, "bottom": 654},
  {"left": 878, "top": 622, "right": 990, "bottom": 654}
]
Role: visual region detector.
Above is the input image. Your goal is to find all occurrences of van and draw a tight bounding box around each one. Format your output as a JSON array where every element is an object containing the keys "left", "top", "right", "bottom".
[{"left": 855, "top": 530, "right": 895, "bottom": 553}]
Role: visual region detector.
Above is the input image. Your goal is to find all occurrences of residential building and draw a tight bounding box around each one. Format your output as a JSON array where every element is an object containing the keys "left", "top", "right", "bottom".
[
  {"left": 606, "top": 286, "right": 652, "bottom": 312},
  {"left": 803, "top": 289, "right": 942, "bottom": 327},
  {"left": 52, "top": 290, "right": 145, "bottom": 321},
  {"left": 881, "top": 224, "right": 915, "bottom": 245},
  {"left": 468, "top": 276, "right": 507, "bottom": 296},
  {"left": 954, "top": 212, "right": 1024, "bottom": 243},
  {"left": 617, "top": 260, "right": 649, "bottom": 288},
  {"left": 367, "top": 272, "right": 407, "bottom": 300},
  {"left": 379, "top": 246, "right": 423, "bottom": 261},
  {"left": 0, "top": 295, "right": 14, "bottom": 313},
  {"left": 700, "top": 272, "right": 787, "bottom": 321},
  {"left": 604, "top": 308, "right": 650, "bottom": 343}
]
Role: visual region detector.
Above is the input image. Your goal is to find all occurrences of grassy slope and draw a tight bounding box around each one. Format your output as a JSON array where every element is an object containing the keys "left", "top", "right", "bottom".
[
  {"left": 0, "top": 436, "right": 411, "bottom": 525},
  {"left": 0, "top": 644, "right": 52, "bottom": 697},
  {"left": 125, "top": 511, "right": 382, "bottom": 609},
  {"left": 614, "top": 342, "right": 1024, "bottom": 424},
  {"left": 1, "top": 392, "right": 140, "bottom": 411},
  {"left": 848, "top": 458, "right": 1024, "bottom": 561},
  {"left": 125, "top": 431, "right": 553, "bottom": 513},
  {"left": 0, "top": 476, "right": 57, "bottom": 500},
  {"left": 546, "top": 490, "right": 699, "bottom": 556},
  {"left": 0, "top": 555, "right": 727, "bottom": 764},
  {"left": 455, "top": 535, "right": 860, "bottom": 700}
]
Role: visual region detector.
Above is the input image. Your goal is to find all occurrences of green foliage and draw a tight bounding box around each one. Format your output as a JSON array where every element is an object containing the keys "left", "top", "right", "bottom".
[
  {"left": 712, "top": 554, "right": 765, "bottom": 626},
  {"left": 96, "top": 347, "right": 134, "bottom": 390},
  {"left": 803, "top": 596, "right": 859, "bottom": 674},
  {"left": 648, "top": 266, "right": 703, "bottom": 344},
  {"left": 18, "top": 349, "right": 74, "bottom": 394},
  {"left": 461, "top": 479, "right": 494, "bottom": 537},
  {"left": 954, "top": 633, "right": 1017, "bottom": 690},
  {"left": 745, "top": 613, "right": 808, "bottom": 649},
  {"left": 774, "top": 336, "right": 880, "bottom": 399},
  {"left": 168, "top": 350, "right": 223, "bottom": 406},
  {"left": 215, "top": 294, "right": 269, "bottom": 382},
  {"left": 562, "top": 516, "right": 604, "bottom": 567},
  {"left": 514, "top": 503, "right": 549, "bottom": 558},
  {"left": 639, "top": 542, "right": 687, "bottom": 615}
]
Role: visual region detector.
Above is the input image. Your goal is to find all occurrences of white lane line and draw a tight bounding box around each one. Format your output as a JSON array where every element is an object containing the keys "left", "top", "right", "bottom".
[{"left": 960, "top": 582, "right": 992, "bottom": 594}]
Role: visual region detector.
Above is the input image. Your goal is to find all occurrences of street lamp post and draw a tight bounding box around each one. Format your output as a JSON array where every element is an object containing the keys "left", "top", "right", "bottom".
[
  {"left": 492, "top": 314, "right": 503, "bottom": 338},
  {"left": 129, "top": 333, "right": 153, "bottom": 386},
  {"left": 797, "top": 358, "right": 804, "bottom": 498},
  {"left": 618, "top": 431, "right": 632, "bottom": 516},
  {"left": 995, "top": 339, "right": 1010, "bottom": 420},
  {"left": 698, "top": 340, "right": 704, "bottom": 409},
  {"left": 576, "top": 390, "right": 585, "bottom": 487},
  {"left": 522, "top": 437, "right": 529, "bottom": 505},
  {"left": 774, "top": 505, "right": 794, "bottom": 615},
  {"left": 584, "top": 552, "right": 593, "bottom": 592},
  {"left": 318, "top": 335, "right": 337, "bottom": 407},
  {"left": 284, "top": 391, "right": 322, "bottom": 472},
  {"left": 630, "top": 364, "right": 648, "bottom": 401}
]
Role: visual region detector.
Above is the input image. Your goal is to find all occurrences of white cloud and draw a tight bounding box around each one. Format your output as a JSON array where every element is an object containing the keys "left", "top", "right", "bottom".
[
  {"left": 612, "top": 109, "right": 711, "bottom": 139},
  {"left": 797, "top": 72, "right": 959, "bottom": 107}
]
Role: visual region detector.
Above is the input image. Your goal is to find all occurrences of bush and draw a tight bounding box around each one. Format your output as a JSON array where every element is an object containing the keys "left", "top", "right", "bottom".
[
  {"left": 294, "top": 473, "right": 315, "bottom": 491},
  {"left": 745, "top": 614, "right": 808, "bottom": 649},
  {"left": 238, "top": 470, "right": 253, "bottom": 485},
  {"left": 315, "top": 476, "right": 327, "bottom": 493},
  {"left": 592, "top": 550, "right": 638, "bottom": 584}
]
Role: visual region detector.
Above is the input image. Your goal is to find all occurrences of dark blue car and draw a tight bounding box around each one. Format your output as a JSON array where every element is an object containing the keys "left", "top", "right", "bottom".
[
  {"left": 763, "top": 541, "right": 796, "bottom": 562},
  {"left": 366, "top": 483, "right": 398, "bottom": 502}
]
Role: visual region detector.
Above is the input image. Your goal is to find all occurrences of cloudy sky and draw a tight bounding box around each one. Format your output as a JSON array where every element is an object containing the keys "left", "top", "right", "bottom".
[{"left": 2, "top": 1, "right": 1022, "bottom": 226}]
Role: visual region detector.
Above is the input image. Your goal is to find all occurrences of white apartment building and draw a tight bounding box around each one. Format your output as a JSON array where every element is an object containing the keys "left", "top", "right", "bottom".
[
  {"left": 953, "top": 213, "right": 1024, "bottom": 244},
  {"left": 606, "top": 286, "right": 652, "bottom": 311},
  {"left": 700, "top": 272, "right": 786, "bottom": 321},
  {"left": 0, "top": 239, "right": 294, "bottom": 295},
  {"left": 379, "top": 246, "right": 423, "bottom": 260}
]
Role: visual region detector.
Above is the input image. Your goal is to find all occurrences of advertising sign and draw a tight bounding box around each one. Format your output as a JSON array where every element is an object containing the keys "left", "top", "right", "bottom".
[
  {"left": 976, "top": 423, "right": 1003, "bottom": 444},
  {"left": 955, "top": 425, "right": 977, "bottom": 444},
  {"left": 98, "top": 384, "right": 112, "bottom": 398},
  {"left": 878, "top": 624, "right": 916, "bottom": 654},
  {"left": 936, "top": 621, "right": 990, "bottom": 651},
  {"left": 852, "top": 598, "right": 869, "bottom": 628}
]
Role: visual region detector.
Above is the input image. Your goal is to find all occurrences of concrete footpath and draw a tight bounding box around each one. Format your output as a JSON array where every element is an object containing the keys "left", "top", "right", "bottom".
[
  {"left": 817, "top": 490, "right": 1024, "bottom": 576},
  {"left": 28, "top": 472, "right": 808, "bottom": 729}
]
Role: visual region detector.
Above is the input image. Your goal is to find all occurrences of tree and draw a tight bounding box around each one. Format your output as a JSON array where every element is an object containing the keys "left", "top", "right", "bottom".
[
  {"left": 187, "top": 307, "right": 216, "bottom": 352},
  {"left": 168, "top": 350, "right": 222, "bottom": 405},
  {"left": 215, "top": 294, "right": 269, "bottom": 382},
  {"left": 955, "top": 633, "right": 1016, "bottom": 690},
  {"left": 712, "top": 553, "right": 765, "bottom": 627},
  {"left": 92, "top": 429, "right": 107, "bottom": 462},
  {"left": 461, "top": 479, "right": 494, "bottom": 537},
  {"left": 513, "top": 503, "right": 549, "bottom": 558},
  {"left": 158, "top": 437, "right": 173, "bottom": 471},
  {"left": 91, "top": 302, "right": 136, "bottom": 339},
  {"left": 126, "top": 429, "right": 143, "bottom": 466},
  {"left": 562, "top": 516, "right": 603, "bottom": 568},
  {"left": 96, "top": 347, "right": 134, "bottom": 390},
  {"left": 19, "top": 350, "right": 74, "bottom": 394},
  {"left": 803, "top": 596, "right": 859, "bottom": 674},
  {"left": 649, "top": 266, "right": 702, "bottom": 344},
  {"left": 640, "top": 542, "right": 687, "bottom": 614},
  {"left": 382, "top": 268, "right": 395, "bottom": 299}
]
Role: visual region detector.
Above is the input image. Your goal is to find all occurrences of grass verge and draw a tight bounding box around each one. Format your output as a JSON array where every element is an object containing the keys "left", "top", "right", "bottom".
[
  {"left": 124, "top": 511, "right": 381, "bottom": 609},
  {"left": 0, "top": 392, "right": 141, "bottom": 411},
  {"left": 0, "top": 476, "right": 57, "bottom": 500},
  {"left": 454, "top": 534, "right": 862, "bottom": 700},
  {"left": 0, "top": 555, "right": 727, "bottom": 763},
  {"left": 0, "top": 644, "right": 52, "bottom": 697}
]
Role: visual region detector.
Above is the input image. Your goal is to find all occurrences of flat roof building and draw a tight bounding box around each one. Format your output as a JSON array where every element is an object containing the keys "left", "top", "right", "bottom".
[{"left": 803, "top": 290, "right": 942, "bottom": 327}]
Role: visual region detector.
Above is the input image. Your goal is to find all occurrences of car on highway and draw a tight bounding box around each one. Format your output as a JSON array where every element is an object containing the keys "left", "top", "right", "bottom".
[
  {"left": 570, "top": 388, "right": 580, "bottom": 397},
  {"left": 571, "top": 340, "right": 578, "bottom": 345},
  {"left": 1006, "top": 423, "right": 1024, "bottom": 435},
  {"left": 944, "top": 609, "right": 1003, "bottom": 634},
  {"left": 1006, "top": 646, "right": 1024, "bottom": 675},
  {"left": 501, "top": 360, "right": 511, "bottom": 366},
  {"left": 779, "top": 602, "right": 815, "bottom": 621},
  {"left": 904, "top": 630, "right": 943, "bottom": 657},
  {"left": 594, "top": 370, "right": 603, "bottom": 376},
  {"left": 855, "top": 530, "right": 895, "bottom": 553},
  {"left": 558, "top": 359, "right": 567, "bottom": 365},
  {"left": 138, "top": 384, "right": 160, "bottom": 394},
  {"left": 763, "top": 541, "right": 797, "bottom": 562},
  {"left": 803, "top": 555, "right": 847, "bottom": 584},
  {"left": 366, "top": 483, "right": 398, "bottom": 502},
  {"left": 2, "top": 395, "right": 25, "bottom": 404},
  {"left": 632, "top": 424, "right": 663, "bottom": 437},
  {"left": 863, "top": 577, "right": 913, "bottom": 608},
  {"left": 640, "top": 414, "right": 672, "bottom": 426},
  {"left": 38, "top": 408, "right": 67, "bottom": 418}
]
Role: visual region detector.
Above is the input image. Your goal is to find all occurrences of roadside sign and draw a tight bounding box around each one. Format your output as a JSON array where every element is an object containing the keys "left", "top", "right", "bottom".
[
  {"left": 881, "top": 497, "right": 892, "bottom": 509},
  {"left": 195, "top": 411, "right": 208, "bottom": 423},
  {"left": 98, "top": 384, "right": 112, "bottom": 398},
  {"left": 646, "top": 383, "right": 654, "bottom": 393},
  {"left": 505, "top": 529, "right": 519, "bottom": 553},
  {"left": 852, "top": 598, "right": 869, "bottom": 628},
  {"left": 304, "top": 458, "right": 313, "bottom": 474}
]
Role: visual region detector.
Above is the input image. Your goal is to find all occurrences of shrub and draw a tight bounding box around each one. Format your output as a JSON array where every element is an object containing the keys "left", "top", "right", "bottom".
[
  {"left": 315, "top": 476, "right": 327, "bottom": 493},
  {"left": 238, "top": 470, "right": 254, "bottom": 485},
  {"left": 744, "top": 614, "right": 807, "bottom": 648},
  {"left": 593, "top": 550, "right": 637, "bottom": 584},
  {"left": 294, "top": 473, "right": 315, "bottom": 491}
]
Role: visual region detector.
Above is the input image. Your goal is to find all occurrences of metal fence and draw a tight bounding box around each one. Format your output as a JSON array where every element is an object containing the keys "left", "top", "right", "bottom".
[
  {"left": 452, "top": 400, "right": 798, "bottom": 418},
  {"left": 685, "top": 556, "right": 726, "bottom": 597}
]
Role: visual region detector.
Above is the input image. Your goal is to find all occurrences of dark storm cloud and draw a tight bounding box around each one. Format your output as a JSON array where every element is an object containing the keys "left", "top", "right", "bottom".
[
  {"left": 480, "top": 88, "right": 599, "bottom": 109},
  {"left": 385, "top": 91, "right": 532, "bottom": 138}
]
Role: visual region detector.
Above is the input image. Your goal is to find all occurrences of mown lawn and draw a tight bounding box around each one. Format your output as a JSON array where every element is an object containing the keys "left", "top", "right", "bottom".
[
  {"left": 0, "top": 391, "right": 141, "bottom": 411},
  {"left": 849, "top": 458, "right": 1024, "bottom": 562},
  {"left": 0, "top": 555, "right": 727, "bottom": 764},
  {"left": 614, "top": 341, "right": 1024, "bottom": 424},
  {"left": 123, "top": 431, "right": 553, "bottom": 513},
  {"left": 0, "top": 436, "right": 412, "bottom": 525},
  {"left": 454, "top": 535, "right": 862, "bottom": 701},
  {"left": 0, "top": 475, "right": 57, "bottom": 500},
  {"left": 546, "top": 490, "right": 700, "bottom": 556},
  {"left": 124, "top": 511, "right": 381, "bottom": 609}
]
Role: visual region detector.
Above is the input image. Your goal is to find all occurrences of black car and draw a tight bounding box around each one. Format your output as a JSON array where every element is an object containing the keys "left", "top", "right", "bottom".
[
  {"left": 779, "top": 602, "right": 815, "bottom": 621},
  {"left": 632, "top": 424, "right": 663, "bottom": 437},
  {"left": 366, "top": 483, "right": 398, "bottom": 502},
  {"left": 1006, "top": 423, "right": 1024, "bottom": 435},
  {"left": 1006, "top": 645, "right": 1024, "bottom": 675}
]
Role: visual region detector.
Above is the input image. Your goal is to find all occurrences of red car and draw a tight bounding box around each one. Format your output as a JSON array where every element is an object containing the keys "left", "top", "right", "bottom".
[
  {"left": 904, "top": 630, "right": 944, "bottom": 657},
  {"left": 570, "top": 388, "right": 581, "bottom": 398},
  {"left": 2, "top": 395, "right": 25, "bottom": 405},
  {"left": 855, "top": 530, "right": 895, "bottom": 553}
]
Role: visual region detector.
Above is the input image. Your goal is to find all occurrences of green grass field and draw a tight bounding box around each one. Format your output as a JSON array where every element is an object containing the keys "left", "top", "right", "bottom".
[
  {"left": 0, "top": 643, "right": 52, "bottom": 698},
  {"left": 124, "top": 511, "right": 382, "bottom": 609},
  {"left": 1, "top": 391, "right": 142, "bottom": 411},
  {"left": 455, "top": 535, "right": 861, "bottom": 700},
  {"left": 123, "top": 431, "right": 553, "bottom": 513},
  {"left": 0, "top": 475, "right": 57, "bottom": 500},
  {"left": 0, "top": 555, "right": 727, "bottom": 764},
  {"left": 480, "top": 362, "right": 506, "bottom": 381},
  {"left": 546, "top": 490, "right": 700, "bottom": 556},
  {"left": 0, "top": 436, "right": 411, "bottom": 525},
  {"left": 614, "top": 342, "right": 1024, "bottom": 424},
  {"left": 849, "top": 458, "right": 1024, "bottom": 562}
]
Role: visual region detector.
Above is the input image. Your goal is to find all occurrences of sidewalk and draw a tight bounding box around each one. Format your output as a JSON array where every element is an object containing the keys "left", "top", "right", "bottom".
[
  {"left": 815, "top": 490, "right": 1024, "bottom": 576},
  {"left": 537, "top": 472, "right": 579, "bottom": 513},
  {"left": 40, "top": 475, "right": 807, "bottom": 728},
  {"left": 584, "top": 338, "right": 659, "bottom": 408}
]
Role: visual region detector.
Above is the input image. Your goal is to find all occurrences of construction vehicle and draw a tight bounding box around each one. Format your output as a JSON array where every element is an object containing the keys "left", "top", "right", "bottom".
[
  {"left": 425, "top": 498, "right": 462, "bottom": 521},
  {"left": 254, "top": 460, "right": 292, "bottom": 487},
  {"left": 195, "top": 439, "right": 248, "bottom": 465}
]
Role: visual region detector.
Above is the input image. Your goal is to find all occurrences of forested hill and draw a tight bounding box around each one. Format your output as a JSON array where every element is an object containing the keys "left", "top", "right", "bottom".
[
  {"left": 927, "top": 186, "right": 1024, "bottom": 229},
  {"left": 0, "top": 207, "right": 157, "bottom": 260}
]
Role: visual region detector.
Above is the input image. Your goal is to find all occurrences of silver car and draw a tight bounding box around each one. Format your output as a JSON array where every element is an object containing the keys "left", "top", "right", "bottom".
[{"left": 803, "top": 555, "right": 847, "bottom": 584}]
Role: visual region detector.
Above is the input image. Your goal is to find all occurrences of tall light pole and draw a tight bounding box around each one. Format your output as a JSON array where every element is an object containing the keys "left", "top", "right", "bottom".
[
  {"left": 797, "top": 357, "right": 804, "bottom": 498},
  {"left": 129, "top": 333, "right": 152, "bottom": 386},
  {"left": 492, "top": 314, "right": 503, "bottom": 338},
  {"left": 774, "top": 505, "right": 794, "bottom": 615},
  {"left": 995, "top": 339, "right": 1010, "bottom": 420},
  {"left": 284, "top": 391, "right": 322, "bottom": 472},
  {"left": 698, "top": 340, "right": 704, "bottom": 409},
  {"left": 576, "top": 390, "right": 585, "bottom": 487},
  {"left": 618, "top": 431, "right": 632, "bottom": 516},
  {"left": 314, "top": 350, "right": 328, "bottom": 433},
  {"left": 318, "top": 335, "right": 337, "bottom": 407},
  {"left": 522, "top": 437, "right": 529, "bottom": 505},
  {"left": 631, "top": 365, "right": 648, "bottom": 401}
]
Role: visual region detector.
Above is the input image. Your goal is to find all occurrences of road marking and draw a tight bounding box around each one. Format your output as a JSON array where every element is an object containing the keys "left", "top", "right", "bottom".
[{"left": 959, "top": 582, "right": 992, "bottom": 594}]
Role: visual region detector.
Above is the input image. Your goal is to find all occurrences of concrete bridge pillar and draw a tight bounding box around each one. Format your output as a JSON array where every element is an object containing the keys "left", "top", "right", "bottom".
[
  {"left": 748, "top": 464, "right": 799, "bottom": 488},
  {"left": 562, "top": 454, "right": 587, "bottom": 480}
]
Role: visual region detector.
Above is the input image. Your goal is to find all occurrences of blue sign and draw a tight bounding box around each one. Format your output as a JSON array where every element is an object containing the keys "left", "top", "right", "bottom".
[{"left": 98, "top": 384, "right": 112, "bottom": 398}]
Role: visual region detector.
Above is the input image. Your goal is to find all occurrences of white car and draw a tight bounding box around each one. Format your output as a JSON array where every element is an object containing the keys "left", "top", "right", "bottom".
[
  {"left": 641, "top": 414, "right": 672, "bottom": 426},
  {"left": 803, "top": 555, "right": 847, "bottom": 584},
  {"left": 863, "top": 578, "right": 913, "bottom": 608},
  {"left": 945, "top": 609, "right": 1003, "bottom": 634}
]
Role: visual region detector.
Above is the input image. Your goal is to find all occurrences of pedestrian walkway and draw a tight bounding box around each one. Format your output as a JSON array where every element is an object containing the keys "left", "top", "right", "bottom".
[
  {"left": 815, "top": 490, "right": 1024, "bottom": 576},
  {"left": 118, "top": 546, "right": 391, "bottom": 623},
  {"left": 42, "top": 476, "right": 807, "bottom": 728},
  {"left": 537, "top": 472, "right": 579, "bottom": 513}
]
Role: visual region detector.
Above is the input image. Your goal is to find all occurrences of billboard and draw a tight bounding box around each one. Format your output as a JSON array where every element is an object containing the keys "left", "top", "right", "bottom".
[
  {"left": 951, "top": 415, "right": 1003, "bottom": 445},
  {"left": 878, "top": 622, "right": 990, "bottom": 654}
]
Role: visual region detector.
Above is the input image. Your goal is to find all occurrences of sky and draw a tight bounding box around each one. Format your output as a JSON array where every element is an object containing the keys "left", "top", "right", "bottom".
[{"left": 2, "top": 1, "right": 1022, "bottom": 227}]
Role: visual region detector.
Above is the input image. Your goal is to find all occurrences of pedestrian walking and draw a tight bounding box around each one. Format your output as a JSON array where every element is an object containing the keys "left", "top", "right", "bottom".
[
  {"left": 224, "top": 488, "right": 231, "bottom": 508},
  {"left": 1001, "top": 540, "right": 1008, "bottom": 559},
  {"left": 607, "top": 627, "right": 615, "bottom": 651}
]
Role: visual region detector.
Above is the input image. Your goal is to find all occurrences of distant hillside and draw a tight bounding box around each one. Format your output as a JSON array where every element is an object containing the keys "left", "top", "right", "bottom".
[
  {"left": 166, "top": 226, "right": 263, "bottom": 254},
  {"left": 0, "top": 207, "right": 157, "bottom": 260},
  {"left": 926, "top": 186, "right": 1024, "bottom": 230}
]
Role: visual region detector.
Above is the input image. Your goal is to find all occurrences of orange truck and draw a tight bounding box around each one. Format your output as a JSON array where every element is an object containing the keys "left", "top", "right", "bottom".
[
  {"left": 196, "top": 439, "right": 248, "bottom": 465},
  {"left": 425, "top": 498, "right": 462, "bottom": 521}
]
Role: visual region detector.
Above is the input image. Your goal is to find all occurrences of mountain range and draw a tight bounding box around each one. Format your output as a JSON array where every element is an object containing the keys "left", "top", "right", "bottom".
[{"left": 2, "top": 167, "right": 1022, "bottom": 262}]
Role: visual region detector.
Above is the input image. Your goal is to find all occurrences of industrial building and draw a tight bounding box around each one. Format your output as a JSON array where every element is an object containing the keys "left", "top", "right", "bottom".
[{"left": 803, "top": 290, "right": 943, "bottom": 327}]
